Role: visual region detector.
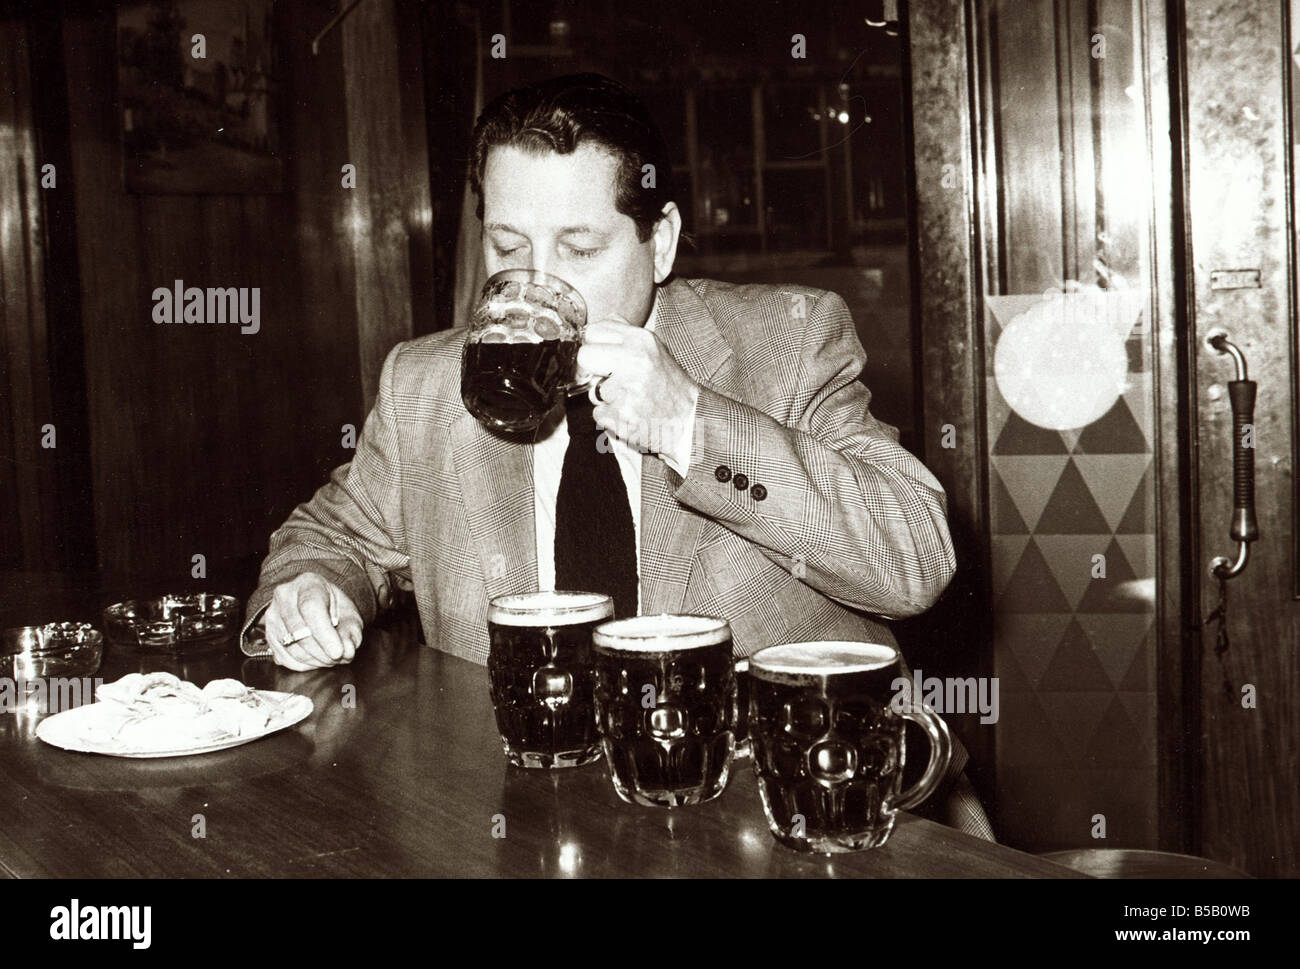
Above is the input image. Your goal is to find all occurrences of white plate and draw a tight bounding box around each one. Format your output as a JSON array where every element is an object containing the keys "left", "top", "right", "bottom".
[{"left": 35, "top": 690, "right": 314, "bottom": 759}]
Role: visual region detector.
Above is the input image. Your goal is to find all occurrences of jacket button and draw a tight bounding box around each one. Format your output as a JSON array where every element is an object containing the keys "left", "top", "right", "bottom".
[
  {"left": 750, "top": 484, "right": 767, "bottom": 501},
  {"left": 732, "top": 472, "right": 749, "bottom": 491},
  {"left": 714, "top": 465, "right": 732, "bottom": 482}
]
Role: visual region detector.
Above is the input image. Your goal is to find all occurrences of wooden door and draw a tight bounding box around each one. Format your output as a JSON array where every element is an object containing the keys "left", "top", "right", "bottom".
[
  {"left": 1181, "top": 0, "right": 1298, "bottom": 877},
  {"left": 907, "top": 0, "right": 1297, "bottom": 876}
]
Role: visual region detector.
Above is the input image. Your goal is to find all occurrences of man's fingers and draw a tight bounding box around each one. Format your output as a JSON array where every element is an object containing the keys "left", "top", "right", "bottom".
[
  {"left": 268, "top": 634, "right": 320, "bottom": 672},
  {"left": 582, "top": 318, "right": 633, "bottom": 342},
  {"left": 265, "top": 576, "right": 363, "bottom": 668},
  {"left": 336, "top": 617, "right": 363, "bottom": 661},
  {"left": 576, "top": 343, "right": 621, "bottom": 378},
  {"left": 273, "top": 586, "right": 334, "bottom": 667},
  {"left": 264, "top": 606, "right": 288, "bottom": 655},
  {"left": 299, "top": 590, "right": 345, "bottom": 661}
]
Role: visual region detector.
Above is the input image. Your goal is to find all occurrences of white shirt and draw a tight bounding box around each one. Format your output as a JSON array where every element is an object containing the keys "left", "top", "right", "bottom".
[{"left": 533, "top": 297, "right": 693, "bottom": 612}]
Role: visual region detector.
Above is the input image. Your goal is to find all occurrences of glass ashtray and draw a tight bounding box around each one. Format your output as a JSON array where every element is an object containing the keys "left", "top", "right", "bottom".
[
  {"left": 102, "top": 594, "right": 240, "bottom": 650},
  {"left": 3, "top": 622, "right": 105, "bottom": 678}
]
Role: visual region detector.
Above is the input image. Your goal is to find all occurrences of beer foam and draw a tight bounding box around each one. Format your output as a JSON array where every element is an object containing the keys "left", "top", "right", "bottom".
[
  {"left": 593, "top": 614, "right": 730, "bottom": 652},
  {"left": 489, "top": 591, "right": 614, "bottom": 626},
  {"left": 478, "top": 297, "right": 578, "bottom": 341},
  {"left": 750, "top": 641, "right": 898, "bottom": 681}
]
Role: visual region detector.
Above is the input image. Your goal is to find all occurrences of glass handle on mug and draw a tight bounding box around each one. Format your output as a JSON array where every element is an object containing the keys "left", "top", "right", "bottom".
[
  {"left": 566, "top": 327, "right": 597, "bottom": 399},
  {"left": 888, "top": 703, "right": 952, "bottom": 813},
  {"left": 732, "top": 658, "right": 751, "bottom": 760},
  {"left": 566, "top": 369, "right": 600, "bottom": 400}
]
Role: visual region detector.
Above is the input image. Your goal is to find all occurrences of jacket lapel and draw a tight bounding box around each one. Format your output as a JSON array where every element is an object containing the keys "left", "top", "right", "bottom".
[
  {"left": 448, "top": 410, "right": 539, "bottom": 601},
  {"left": 640, "top": 279, "right": 739, "bottom": 615}
]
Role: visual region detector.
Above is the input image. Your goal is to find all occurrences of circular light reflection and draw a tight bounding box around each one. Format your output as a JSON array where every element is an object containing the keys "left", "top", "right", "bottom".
[{"left": 994, "top": 292, "right": 1130, "bottom": 431}]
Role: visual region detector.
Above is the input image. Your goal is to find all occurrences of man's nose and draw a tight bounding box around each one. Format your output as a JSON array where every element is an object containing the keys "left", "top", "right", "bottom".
[{"left": 526, "top": 255, "right": 554, "bottom": 278}]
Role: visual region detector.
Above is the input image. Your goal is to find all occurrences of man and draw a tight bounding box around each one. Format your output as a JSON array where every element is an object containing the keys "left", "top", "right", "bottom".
[{"left": 244, "top": 73, "right": 987, "bottom": 835}]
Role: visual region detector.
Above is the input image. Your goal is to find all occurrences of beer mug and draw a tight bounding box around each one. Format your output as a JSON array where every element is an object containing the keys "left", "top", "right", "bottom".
[
  {"left": 592, "top": 615, "right": 743, "bottom": 808},
  {"left": 487, "top": 591, "right": 613, "bottom": 769},
  {"left": 461, "top": 269, "right": 596, "bottom": 433},
  {"left": 748, "top": 641, "right": 952, "bottom": 853}
]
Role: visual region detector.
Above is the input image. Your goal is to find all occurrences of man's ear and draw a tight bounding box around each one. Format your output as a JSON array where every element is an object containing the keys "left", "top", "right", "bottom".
[{"left": 651, "top": 202, "right": 682, "bottom": 284}]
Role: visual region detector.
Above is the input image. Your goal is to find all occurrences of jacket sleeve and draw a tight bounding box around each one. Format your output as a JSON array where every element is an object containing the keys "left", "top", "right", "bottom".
[
  {"left": 668, "top": 292, "right": 956, "bottom": 619},
  {"left": 242, "top": 344, "right": 412, "bottom": 648}
]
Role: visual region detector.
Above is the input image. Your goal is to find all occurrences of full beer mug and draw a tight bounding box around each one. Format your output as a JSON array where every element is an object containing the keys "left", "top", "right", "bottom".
[
  {"left": 461, "top": 269, "right": 595, "bottom": 433},
  {"left": 592, "top": 614, "right": 743, "bottom": 808},
  {"left": 487, "top": 591, "right": 613, "bottom": 768},
  {"left": 748, "top": 641, "right": 952, "bottom": 853}
]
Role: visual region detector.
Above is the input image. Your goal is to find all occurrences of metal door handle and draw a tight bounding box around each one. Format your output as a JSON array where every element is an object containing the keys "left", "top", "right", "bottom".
[{"left": 1204, "top": 329, "right": 1258, "bottom": 579}]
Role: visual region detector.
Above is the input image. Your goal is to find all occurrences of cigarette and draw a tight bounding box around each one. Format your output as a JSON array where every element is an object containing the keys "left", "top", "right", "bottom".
[{"left": 280, "top": 589, "right": 341, "bottom": 648}]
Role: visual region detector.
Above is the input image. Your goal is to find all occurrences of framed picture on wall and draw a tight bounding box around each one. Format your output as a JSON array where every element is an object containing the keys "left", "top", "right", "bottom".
[{"left": 117, "top": 0, "right": 282, "bottom": 193}]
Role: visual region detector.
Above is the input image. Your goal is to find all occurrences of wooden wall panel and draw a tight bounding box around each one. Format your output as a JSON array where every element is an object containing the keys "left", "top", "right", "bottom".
[
  {"left": 53, "top": 0, "right": 429, "bottom": 578},
  {"left": 989, "top": 4, "right": 1066, "bottom": 292},
  {"left": 0, "top": 20, "right": 59, "bottom": 570},
  {"left": 342, "top": 0, "right": 432, "bottom": 410}
]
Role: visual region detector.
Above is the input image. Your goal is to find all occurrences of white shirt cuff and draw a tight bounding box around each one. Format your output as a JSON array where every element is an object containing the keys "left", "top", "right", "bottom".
[{"left": 658, "top": 391, "right": 697, "bottom": 477}]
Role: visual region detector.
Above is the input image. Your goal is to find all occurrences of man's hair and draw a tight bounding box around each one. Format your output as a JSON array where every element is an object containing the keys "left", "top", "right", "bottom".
[{"left": 469, "top": 73, "right": 676, "bottom": 243}]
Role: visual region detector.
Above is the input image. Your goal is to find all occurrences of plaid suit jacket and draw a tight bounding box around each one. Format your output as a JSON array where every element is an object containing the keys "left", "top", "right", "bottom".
[{"left": 244, "top": 276, "right": 956, "bottom": 664}]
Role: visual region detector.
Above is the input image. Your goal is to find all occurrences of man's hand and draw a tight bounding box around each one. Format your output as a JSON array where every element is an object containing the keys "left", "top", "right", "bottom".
[
  {"left": 263, "top": 572, "right": 362, "bottom": 671},
  {"left": 578, "top": 318, "right": 700, "bottom": 462}
]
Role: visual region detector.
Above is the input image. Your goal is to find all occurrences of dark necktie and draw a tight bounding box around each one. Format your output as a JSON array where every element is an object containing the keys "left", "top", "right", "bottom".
[{"left": 554, "top": 395, "right": 638, "bottom": 619}]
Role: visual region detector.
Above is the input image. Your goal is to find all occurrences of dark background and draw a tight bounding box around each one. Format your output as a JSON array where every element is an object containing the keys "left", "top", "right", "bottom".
[{"left": 1, "top": 0, "right": 917, "bottom": 585}]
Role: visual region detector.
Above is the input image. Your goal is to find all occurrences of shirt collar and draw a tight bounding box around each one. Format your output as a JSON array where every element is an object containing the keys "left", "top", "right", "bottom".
[{"left": 643, "top": 289, "right": 660, "bottom": 332}]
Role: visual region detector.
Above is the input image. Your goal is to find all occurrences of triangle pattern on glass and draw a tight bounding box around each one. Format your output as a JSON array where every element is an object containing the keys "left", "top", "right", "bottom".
[
  {"left": 1116, "top": 690, "right": 1156, "bottom": 734},
  {"left": 1037, "top": 691, "right": 1115, "bottom": 769},
  {"left": 996, "top": 538, "right": 1072, "bottom": 613},
  {"left": 991, "top": 468, "right": 1030, "bottom": 534},
  {"left": 1074, "top": 396, "right": 1150, "bottom": 454},
  {"left": 985, "top": 294, "right": 1052, "bottom": 340},
  {"left": 986, "top": 307, "right": 1003, "bottom": 348},
  {"left": 1033, "top": 535, "right": 1111, "bottom": 611},
  {"left": 991, "top": 534, "right": 1032, "bottom": 600},
  {"left": 994, "top": 647, "right": 1038, "bottom": 693},
  {"left": 1118, "top": 646, "right": 1151, "bottom": 690},
  {"left": 1082, "top": 695, "right": 1151, "bottom": 767},
  {"left": 1121, "top": 373, "right": 1153, "bottom": 438},
  {"left": 996, "top": 613, "right": 1074, "bottom": 687},
  {"left": 1036, "top": 459, "right": 1111, "bottom": 534},
  {"left": 994, "top": 408, "right": 1069, "bottom": 454},
  {"left": 1038, "top": 618, "right": 1116, "bottom": 690},
  {"left": 1125, "top": 335, "right": 1148, "bottom": 373},
  {"left": 1116, "top": 465, "right": 1153, "bottom": 533},
  {"left": 1115, "top": 534, "right": 1153, "bottom": 580},
  {"left": 1073, "top": 614, "right": 1154, "bottom": 689},
  {"left": 991, "top": 455, "right": 1070, "bottom": 531},
  {"left": 1076, "top": 537, "right": 1153, "bottom": 613},
  {"left": 1073, "top": 455, "right": 1152, "bottom": 532},
  {"left": 987, "top": 376, "right": 1012, "bottom": 446},
  {"left": 994, "top": 693, "right": 1075, "bottom": 767},
  {"left": 1059, "top": 427, "right": 1084, "bottom": 452}
]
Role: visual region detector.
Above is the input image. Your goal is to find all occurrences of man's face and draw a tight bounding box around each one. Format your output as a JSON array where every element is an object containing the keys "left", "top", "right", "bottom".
[{"left": 481, "top": 142, "right": 678, "bottom": 327}]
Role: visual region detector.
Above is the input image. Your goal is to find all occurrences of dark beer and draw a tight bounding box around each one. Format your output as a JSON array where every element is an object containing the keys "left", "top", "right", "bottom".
[
  {"left": 462, "top": 338, "right": 579, "bottom": 433},
  {"left": 593, "top": 615, "right": 737, "bottom": 807},
  {"left": 749, "top": 641, "right": 951, "bottom": 853},
  {"left": 487, "top": 591, "right": 612, "bottom": 769},
  {"left": 461, "top": 269, "right": 589, "bottom": 433}
]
